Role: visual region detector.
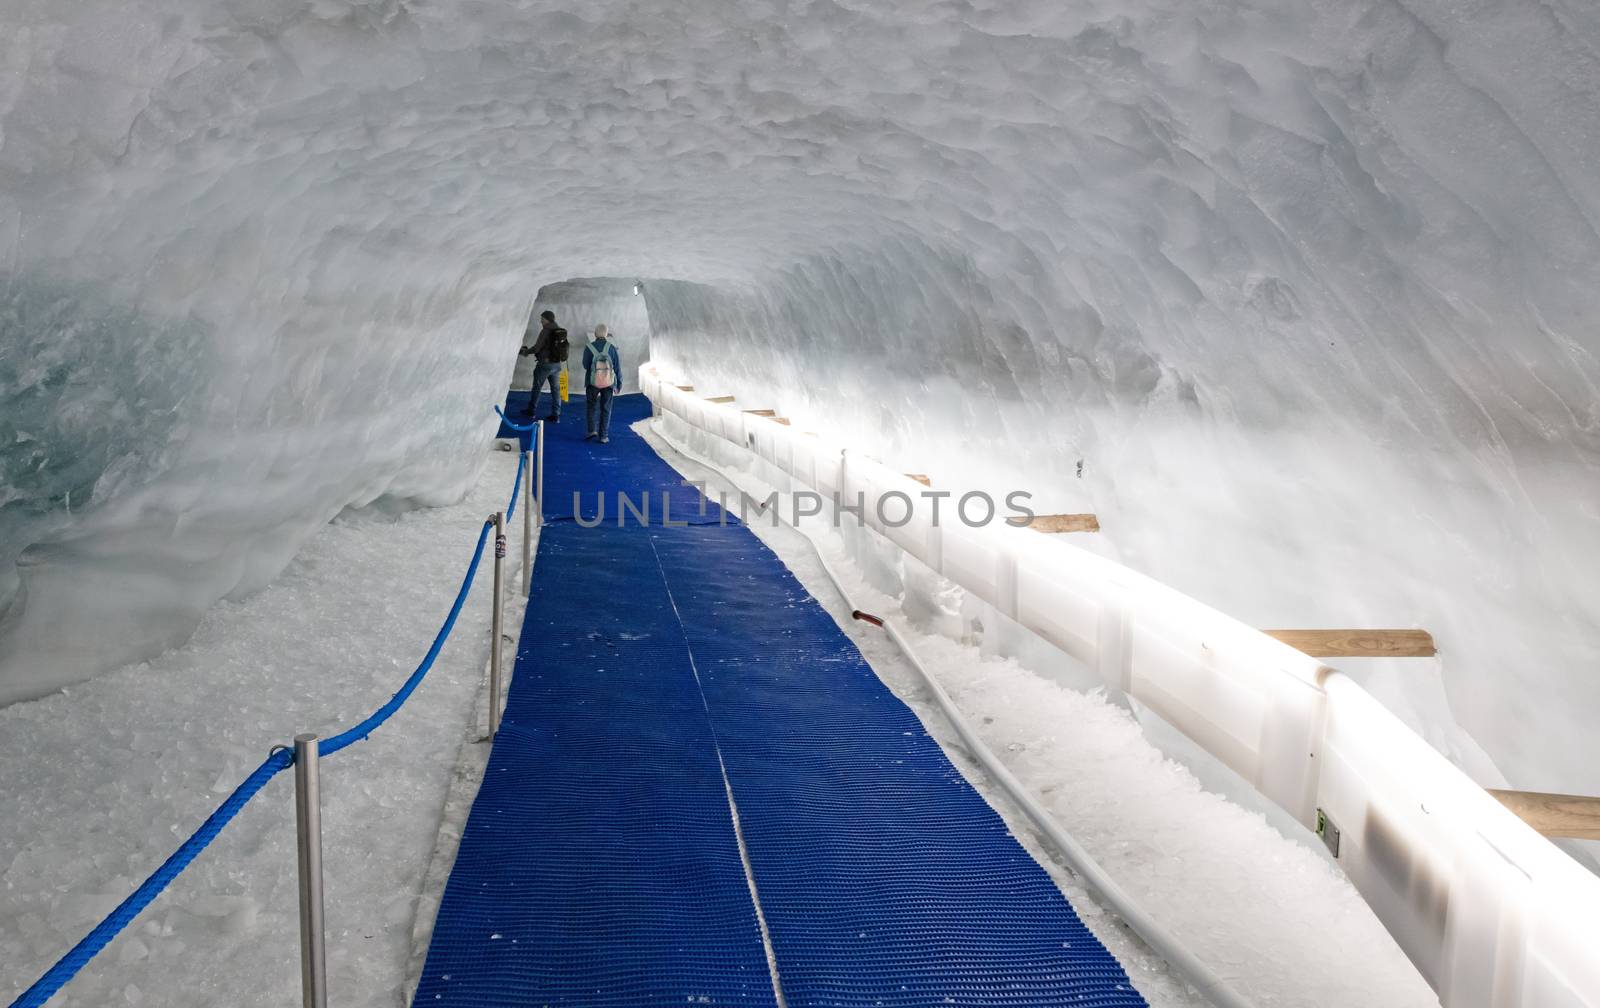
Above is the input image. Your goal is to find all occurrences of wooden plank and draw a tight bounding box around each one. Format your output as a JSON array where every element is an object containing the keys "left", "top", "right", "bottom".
[
  {"left": 1262, "top": 629, "right": 1436, "bottom": 658},
  {"left": 1006, "top": 513, "right": 1100, "bottom": 533},
  {"left": 1488, "top": 789, "right": 1600, "bottom": 840},
  {"left": 905, "top": 474, "right": 931, "bottom": 487},
  {"left": 705, "top": 395, "right": 736, "bottom": 403},
  {"left": 772, "top": 417, "right": 791, "bottom": 425},
  {"left": 743, "top": 409, "right": 776, "bottom": 416},
  {"left": 676, "top": 385, "right": 694, "bottom": 391}
]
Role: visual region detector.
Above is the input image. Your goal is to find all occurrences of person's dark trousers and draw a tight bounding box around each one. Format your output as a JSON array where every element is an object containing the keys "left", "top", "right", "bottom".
[
  {"left": 586, "top": 385, "right": 616, "bottom": 438},
  {"left": 531, "top": 362, "right": 563, "bottom": 418}
]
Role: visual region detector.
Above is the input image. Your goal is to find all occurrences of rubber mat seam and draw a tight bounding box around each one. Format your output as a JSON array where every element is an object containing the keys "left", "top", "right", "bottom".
[{"left": 646, "top": 527, "right": 792, "bottom": 1008}]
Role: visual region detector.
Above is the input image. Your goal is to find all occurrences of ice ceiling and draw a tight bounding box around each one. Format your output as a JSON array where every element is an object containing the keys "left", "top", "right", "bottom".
[{"left": 2, "top": 0, "right": 1598, "bottom": 803}]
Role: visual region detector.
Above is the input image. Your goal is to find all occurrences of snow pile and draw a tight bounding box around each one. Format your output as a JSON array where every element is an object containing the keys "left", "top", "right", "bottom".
[
  {"left": 0, "top": 448, "right": 521, "bottom": 1007},
  {"left": 2, "top": 0, "right": 1597, "bottom": 816}
]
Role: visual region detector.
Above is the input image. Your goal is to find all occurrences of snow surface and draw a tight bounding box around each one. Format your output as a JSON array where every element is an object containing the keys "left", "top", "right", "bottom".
[
  {"left": 2, "top": 0, "right": 1598, "bottom": 851},
  {"left": 0, "top": 446, "right": 522, "bottom": 1008},
  {"left": 640, "top": 415, "right": 1440, "bottom": 1008}
]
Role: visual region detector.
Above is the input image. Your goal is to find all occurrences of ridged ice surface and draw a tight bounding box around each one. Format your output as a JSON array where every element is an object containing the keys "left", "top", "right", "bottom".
[{"left": 2, "top": 0, "right": 1598, "bottom": 805}]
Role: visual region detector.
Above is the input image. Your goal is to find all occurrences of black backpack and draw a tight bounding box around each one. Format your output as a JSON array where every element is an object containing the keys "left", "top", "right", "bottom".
[{"left": 547, "top": 327, "right": 570, "bottom": 363}]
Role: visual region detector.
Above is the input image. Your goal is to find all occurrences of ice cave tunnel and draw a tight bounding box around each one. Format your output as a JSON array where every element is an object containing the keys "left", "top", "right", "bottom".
[{"left": 3, "top": 1, "right": 1600, "bottom": 1007}]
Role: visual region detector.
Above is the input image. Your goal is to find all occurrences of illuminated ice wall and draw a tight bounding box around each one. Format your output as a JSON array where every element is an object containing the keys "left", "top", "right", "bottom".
[{"left": 1, "top": 0, "right": 1597, "bottom": 810}]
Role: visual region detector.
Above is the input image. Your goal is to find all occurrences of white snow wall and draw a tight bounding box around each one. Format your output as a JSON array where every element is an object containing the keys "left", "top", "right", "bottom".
[
  {"left": 1, "top": 0, "right": 1597, "bottom": 809},
  {"left": 645, "top": 199, "right": 1600, "bottom": 810},
  {"left": 0, "top": 256, "right": 520, "bottom": 703}
]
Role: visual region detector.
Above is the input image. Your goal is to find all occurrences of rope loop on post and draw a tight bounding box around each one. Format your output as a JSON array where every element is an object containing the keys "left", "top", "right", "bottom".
[{"left": 495, "top": 405, "right": 538, "bottom": 432}]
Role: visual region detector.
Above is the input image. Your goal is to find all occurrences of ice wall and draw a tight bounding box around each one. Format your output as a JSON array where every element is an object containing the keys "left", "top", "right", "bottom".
[
  {"left": 647, "top": 214, "right": 1600, "bottom": 809},
  {"left": 645, "top": 65, "right": 1600, "bottom": 803},
  {"left": 635, "top": 1, "right": 1600, "bottom": 807},
  {"left": 1, "top": 0, "right": 1596, "bottom": 812},
  {"left": 0, "top": 258, "right": 521, "bottom": 703}
]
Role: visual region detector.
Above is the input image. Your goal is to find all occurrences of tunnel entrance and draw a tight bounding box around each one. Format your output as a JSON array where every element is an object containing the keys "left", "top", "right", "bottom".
[{"left": 510, "top": 277, "right": 651, "bottom": 404}]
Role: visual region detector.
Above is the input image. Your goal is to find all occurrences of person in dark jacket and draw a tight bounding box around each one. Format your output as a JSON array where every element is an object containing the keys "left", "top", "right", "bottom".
[
  {"left": 518, "top": 310, "right": 567, "bottom": 420},
  {"left": 582, "top": 324, "right": 622, "bottom": 443}
]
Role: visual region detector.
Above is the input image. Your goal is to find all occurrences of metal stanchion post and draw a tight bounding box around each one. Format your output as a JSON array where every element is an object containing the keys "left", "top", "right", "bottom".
[
  {"left": 522, "top": 450, "right": 533, "bottom": 595},
  {"left": 293, "top": 734, "right": 328, "bottom": 1008},
  {"left": 535, "top": 421, "right": 545, "bottom": 528},
  {"left": 490, "top": 511, "right": 505, "bottom": 737}
]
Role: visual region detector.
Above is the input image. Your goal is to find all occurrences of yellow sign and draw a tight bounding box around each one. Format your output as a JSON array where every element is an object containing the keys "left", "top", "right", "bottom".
[{"left": 559, "top": 369, "right": 569, "bottom": 402}]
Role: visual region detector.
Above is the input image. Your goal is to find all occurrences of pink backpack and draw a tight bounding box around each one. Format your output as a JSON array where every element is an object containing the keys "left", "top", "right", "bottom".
[{"left": 589, "top": 342, "right": 615, "bottom": 389}]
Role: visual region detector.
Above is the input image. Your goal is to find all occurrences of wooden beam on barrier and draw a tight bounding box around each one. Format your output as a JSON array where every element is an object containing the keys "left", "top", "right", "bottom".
[
  {"left": 743, "top": 409, "right": 776, "bottom": 417},
  {"left": 772, "top": 417, "right": 791, "bottom": 425},
  {"left": 706, "top": 395, "right": 736, "bottom": 403},
  {"left": 1006, "top": 513, "right": 1100, "bottom": 533},
  {"left": 1262, "top": 628, "right": 1436, "bottom": 658},
  {"left": 905, "top": 474, "right": 932, "bottom": 487},
  {"left": 676, "top": 384, "right": 694, "bottom": 391},
  {"left": 1487, "top": 789, "right": 1600, "bottom": 840}
]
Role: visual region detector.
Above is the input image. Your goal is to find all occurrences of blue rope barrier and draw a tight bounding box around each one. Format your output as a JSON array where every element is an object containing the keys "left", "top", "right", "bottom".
[
  {"left": 495, "top": 405, "right": 537, "bottom": 432},
  {"left": 8, "top": 514, "right": 499, "bottom": 1008},
  {"left": 504, "top": 450, "right": 527, "bottom": 525},
  {"left": 322, "top": 519, "right": 493, "bottom": 756},
  {"left": 9, "top": 750, "right": 292, "bottom": 1008}
]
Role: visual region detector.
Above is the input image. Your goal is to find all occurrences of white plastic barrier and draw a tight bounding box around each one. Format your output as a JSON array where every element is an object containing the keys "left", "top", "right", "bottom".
[{"left": 641, "top": 363, "right": 1600, "bottom": 1008}]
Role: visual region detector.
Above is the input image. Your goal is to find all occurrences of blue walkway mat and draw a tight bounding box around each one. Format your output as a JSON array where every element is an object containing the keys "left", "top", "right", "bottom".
[
  {"left": 411, "top": 521, "right": 777, "bottom": 1006},
  {"left": 651, "top": 528, "right": 1145, "bottom": 1006},
  {"left": 415, "top": 394, "right": 1147, "bottom": 1007}
]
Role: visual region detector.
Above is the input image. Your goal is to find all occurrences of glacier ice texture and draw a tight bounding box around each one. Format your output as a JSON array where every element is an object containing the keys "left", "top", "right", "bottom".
[{"left": 1, "top": 0, "right": 1598, "bottom": 819}]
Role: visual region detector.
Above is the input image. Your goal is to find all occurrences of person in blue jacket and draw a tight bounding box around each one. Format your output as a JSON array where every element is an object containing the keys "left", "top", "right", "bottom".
[{"left": 583, "top": 324, "right": 622, "bottom": 443}]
